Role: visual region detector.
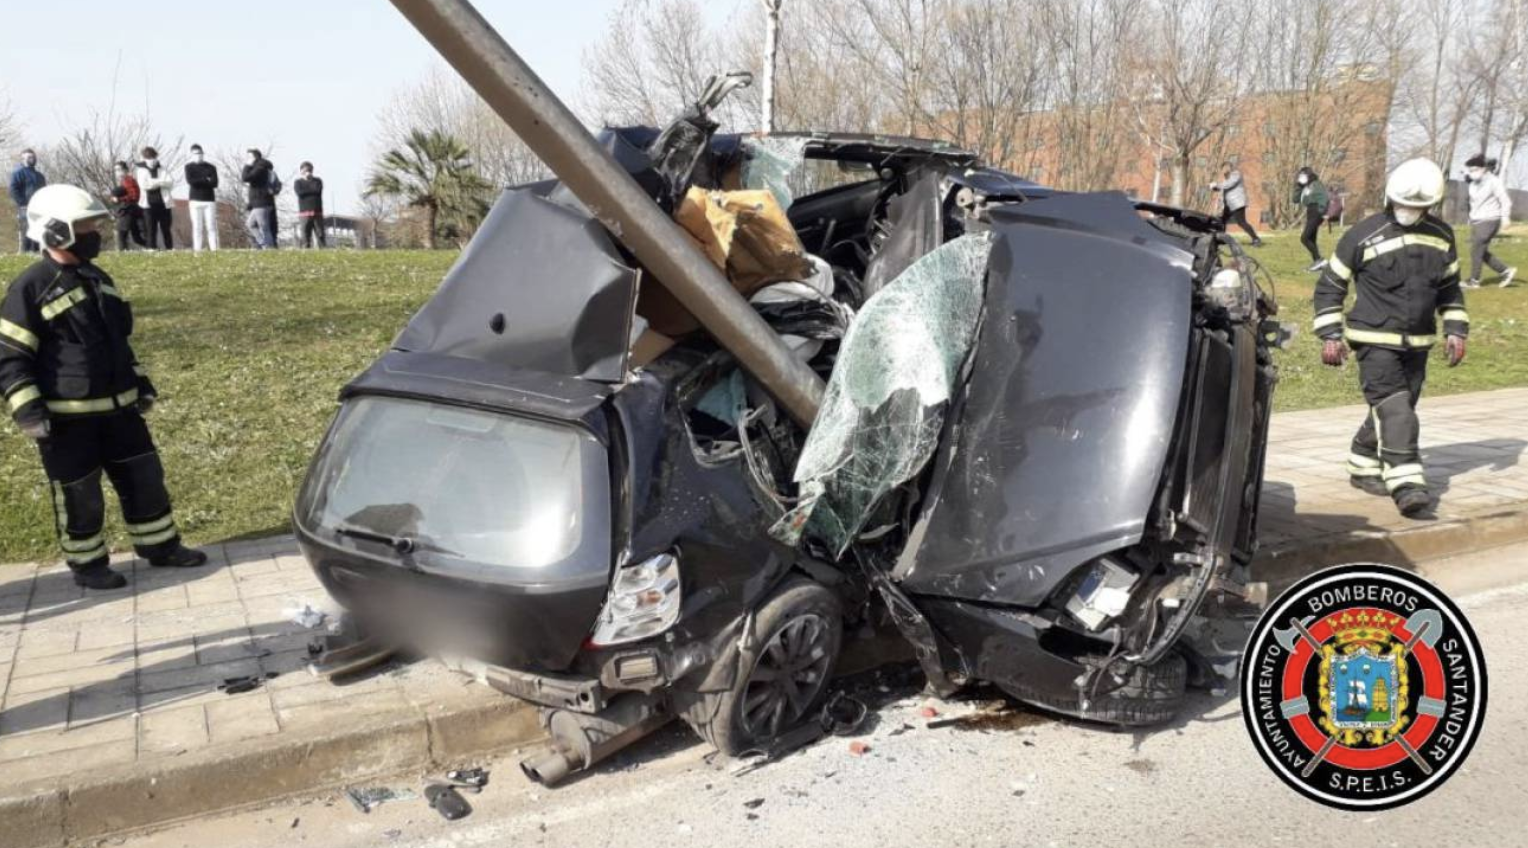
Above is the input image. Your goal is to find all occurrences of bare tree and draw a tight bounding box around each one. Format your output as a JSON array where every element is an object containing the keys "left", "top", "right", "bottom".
[
  {"left": 42, "top": 109, "right": 182, "bottom": 201},
  {"left": 377, "top": 66, "right": 546, "bottom": 189}
]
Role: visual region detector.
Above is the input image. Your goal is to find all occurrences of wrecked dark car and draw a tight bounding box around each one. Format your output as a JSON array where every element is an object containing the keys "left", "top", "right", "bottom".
[{"left": 293, "top": 85, "right": 1280, "bottom": 785}]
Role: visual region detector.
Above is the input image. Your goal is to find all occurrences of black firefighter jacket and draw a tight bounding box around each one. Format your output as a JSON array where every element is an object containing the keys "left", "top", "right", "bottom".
[
  {"left": 1312, "top": 210, "right": 1469, "bottom": 349},
  {"left": 0, "top": 255, "right": 154, "bottom": 429}
]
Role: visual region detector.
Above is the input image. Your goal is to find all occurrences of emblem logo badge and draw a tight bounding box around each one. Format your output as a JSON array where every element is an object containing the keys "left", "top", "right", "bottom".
[{"left": 1241, "top": 564, "right": 1486, "bottom": 810}]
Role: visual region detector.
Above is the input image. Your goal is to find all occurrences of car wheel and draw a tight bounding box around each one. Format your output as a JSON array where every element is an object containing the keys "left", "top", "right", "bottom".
[
  {"left": 692, "top": 578, "right": 843, "bottom": 756},
  {"left": 1000, "top": 651, "right": 1187, "bottom": 728}
]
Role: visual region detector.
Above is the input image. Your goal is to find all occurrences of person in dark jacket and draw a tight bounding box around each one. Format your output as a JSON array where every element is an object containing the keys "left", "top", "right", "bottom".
[
  {"left": 9, "top": 149, "right": 47, "bottom": 253},
  {"left": 295, "top": 162, "right": 325, "bottom": 249},
  {"left": 134, "top": 147, "right": 175, "bottom": 250},
  {"left": 184, "top": 144, "right": 220, "bottom": 252},
  {"left": 1, "top": 185, "right": 207, "bottom": 589},
  {"left": 1311, "top": 159, "right": 1465, "bottom": 518},
  {"left": 1292, "top": 166, "right": 1330, "bottom": 271},
  {"left": 109, "top": 161, "right": 147, "bottom": 251},
  {"left": 240, "top": 149, "right": 278, "bottom": 249}
]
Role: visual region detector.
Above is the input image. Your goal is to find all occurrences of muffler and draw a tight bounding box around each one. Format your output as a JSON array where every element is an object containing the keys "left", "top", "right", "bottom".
[{"left": 520, "top": 692, "right": 672, "bottom": 786}]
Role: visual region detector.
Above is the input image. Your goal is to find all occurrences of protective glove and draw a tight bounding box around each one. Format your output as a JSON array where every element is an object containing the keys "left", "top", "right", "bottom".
[
  {"left": 1446, "top": 335, "right": 1467, "bottom": 367},
  {"left": 137, "top": 394, "right": 156, "bottom": 414},
  {"left": 19, "top": 418, "right": 50, "bottom": 440},
  {"left": 1321, "top": 338, "right": 1348, "bottom": 367}
]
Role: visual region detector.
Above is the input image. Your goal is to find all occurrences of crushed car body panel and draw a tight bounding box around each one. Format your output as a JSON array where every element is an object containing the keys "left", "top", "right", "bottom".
[
  {"left": 392, "top": 187, "right": 639, "bottom": 383},
  {"left": 894, "top": 192, "right": 1195, "bottom": 607}
]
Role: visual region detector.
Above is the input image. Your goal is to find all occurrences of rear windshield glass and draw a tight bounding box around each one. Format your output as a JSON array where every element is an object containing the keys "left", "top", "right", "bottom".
[{"left": 298, "top": 397, "right": 610, "bottom": 578}]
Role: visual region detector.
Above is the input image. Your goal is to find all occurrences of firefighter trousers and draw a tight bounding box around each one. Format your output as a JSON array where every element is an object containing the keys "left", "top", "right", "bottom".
[
  {"left": 1346, "top": 345, "right": 1429, "bottom": 494},
  {"left": 36, "top": 411, "right": 182, "bottom": 572}
]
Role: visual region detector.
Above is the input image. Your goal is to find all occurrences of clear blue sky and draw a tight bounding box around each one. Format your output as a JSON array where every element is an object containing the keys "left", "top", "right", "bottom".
[{"left": 2, "top": 1, "right": 744, "bottom": 215}]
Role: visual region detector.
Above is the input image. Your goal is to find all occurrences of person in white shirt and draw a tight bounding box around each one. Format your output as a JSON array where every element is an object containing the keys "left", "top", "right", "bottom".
[
  {"left": 1463, "top": 154, "right": 1516, "bottom": 288},
  {"left": 134, "top": 147, "right": 176, "bottom": 250}
]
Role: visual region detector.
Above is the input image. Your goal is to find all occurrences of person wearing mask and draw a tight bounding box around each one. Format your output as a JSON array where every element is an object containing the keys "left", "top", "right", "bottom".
[
  {"left": 1312, "top": 159, "right": 1467, "bottom": 519},
  {"left": 9, "top": 149, "right": 47, "bottom": 253},
  {"left": 1462, "top": 154, "right": 1516, "bottom": 288},
  {"left": 240, "top": 149, "right": 278, "bottom": 249},
  {"left": 295, "top": 162, "right": 325, "bottom": 249},
  {"left": 0, "top": 185, "right": 208, "bottom": 589},
  {"left": 134, "top": 147, "right": 175, "bottom": 250},
  {"left": 184, "top": 144, "right": 220, "bottom": 252},
  {"left": 1292, "top": 166, "right": 1329, "bottom": 271},
  {"left": 109, "top": 161, "right": 147, "bottom": 251},
  {"left": 1209, "top": 161, "right": 1262, "bottom": 246}
]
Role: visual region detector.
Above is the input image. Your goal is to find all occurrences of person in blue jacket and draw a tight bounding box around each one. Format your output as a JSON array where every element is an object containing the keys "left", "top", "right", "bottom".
[{"left": 9, "top": 149, "right": 48, "bottom": 253}]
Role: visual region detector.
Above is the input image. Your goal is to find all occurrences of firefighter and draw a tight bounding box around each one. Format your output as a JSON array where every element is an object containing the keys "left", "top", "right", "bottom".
[
  {"left": 1, "top": 184, "right": 207, "bottom": 589},
  {"left": 1312, "top": 158, "right": 1467, "bottom": 518}
]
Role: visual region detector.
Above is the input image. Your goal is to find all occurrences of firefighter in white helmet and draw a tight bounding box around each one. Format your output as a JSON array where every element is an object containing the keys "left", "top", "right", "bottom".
[
  {"left": 1311, "top": 158, "right": 1468, "bottom": 518},
  {"left": 0, "top": 184, "right": 206, "bottom": 589}
]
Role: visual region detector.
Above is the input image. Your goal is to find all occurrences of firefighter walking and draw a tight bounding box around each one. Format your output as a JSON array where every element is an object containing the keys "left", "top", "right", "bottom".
[
  {"left": 1312, "top": 159, "right": 1468, "bottom": 518},
  {"left": 0, "top": 185, "right": 206, "bottom": 589}
]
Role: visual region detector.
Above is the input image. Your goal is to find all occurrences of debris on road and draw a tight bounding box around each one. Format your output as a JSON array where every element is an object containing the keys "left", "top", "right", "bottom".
[
  {"left": 424, "top": 783, "right": 472, "bottom": 821},
  {"left": 848, "top": 741, "right": 871, "bottom": 756},
  {"left": 743, "top": 797, "right": 765, "bottom": 810},
  {"left": 283, "top": 599, "right": 329, "bottom": 629},
  {"left": 344, "top": 786, "right": 415, "bottom": 814}
]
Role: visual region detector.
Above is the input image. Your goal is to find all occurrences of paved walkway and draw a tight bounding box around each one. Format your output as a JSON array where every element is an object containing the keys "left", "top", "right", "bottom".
[
  {"left": 1, "top": 388, "right": 1526, "bottom": 808},
  {"left": 1259, "top": 386, "right": 1528, "bottom": 546}
]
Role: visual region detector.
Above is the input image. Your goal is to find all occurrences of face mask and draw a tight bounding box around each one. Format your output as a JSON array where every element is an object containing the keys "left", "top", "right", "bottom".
[
  {"left": 193, "top": 153, "right": 204, "bottom": 163},
  {"left": 1297, "top": 174, "right": 1309, "bottom": 185},
  {"left": 1394, "top": 206, "right": 1425, "bottom": 226},
  {"left": 146, "top": 158, "right": 159, "bottom": 168},
  {"left": 246, "top": 154, "right": 257, "bottom": 164},
  {"left": 1467, "top": 168, "right": 1484, "bottom": 180},
  {"left": 301, "top": 171, "right": 312, "bottom": 179},
  {"left": 70, "top": 231, "right": 103, "bottom": 261},
  {"left": 23, "top": 155, "right": 35, "bottom": 167}
]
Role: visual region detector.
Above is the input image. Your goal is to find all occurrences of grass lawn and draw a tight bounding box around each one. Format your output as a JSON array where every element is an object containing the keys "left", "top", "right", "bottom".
[{"left": 0, "top": 223, "right": 1524, "bottom": 562}]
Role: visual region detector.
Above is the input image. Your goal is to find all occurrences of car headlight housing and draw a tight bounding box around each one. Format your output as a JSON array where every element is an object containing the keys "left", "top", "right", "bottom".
[{"left": 589, "top": 553, "right": 682, "bottom": 647}]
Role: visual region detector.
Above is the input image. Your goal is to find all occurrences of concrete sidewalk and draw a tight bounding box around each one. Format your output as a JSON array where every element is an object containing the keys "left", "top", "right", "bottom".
[{"left": 1, "top": 387, "right": 1526, "bottom": 846}]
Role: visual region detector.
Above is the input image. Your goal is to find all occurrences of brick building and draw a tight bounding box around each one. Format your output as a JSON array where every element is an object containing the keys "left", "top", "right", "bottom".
[{"left": 996, "top": 77, "right": 1393, "bottom": 228}]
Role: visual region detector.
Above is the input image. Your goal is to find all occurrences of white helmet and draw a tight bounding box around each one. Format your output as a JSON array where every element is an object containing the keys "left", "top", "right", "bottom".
[
  {"left": 25, "top": 184, "right": 111, "bottom": 251},
  {"left": 1385, "top": 158, "right": 1446, "bottom": 208}
]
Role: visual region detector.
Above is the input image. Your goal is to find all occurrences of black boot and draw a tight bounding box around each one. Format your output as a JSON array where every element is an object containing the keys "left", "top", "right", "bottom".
[
  {"left": 72, "top": 564, "right": 128, "bottom": 590},
  {"left": 1393, "top": 485, "right": 1432, "bottom": 518},
  {"left": 149, "top": 544, "right": 209, "bottom": 568},
  {"left": 1349, "top": 476, "right": 1387, "bottom": 497}
]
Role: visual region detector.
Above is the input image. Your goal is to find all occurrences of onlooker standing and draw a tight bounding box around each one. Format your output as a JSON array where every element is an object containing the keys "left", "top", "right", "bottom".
[
  {"left": 110, "top": 161, "right": 148, "bottom": 251},
  {"left": 184, "top": 144, "right": 220, "bottom": 252},
  {"left": 135, "top": 147, "right": 175, "bottom": 250},
  {"left": 240, "top": 149, "right": 278, "bottom": 249},
  {"left": 295, "top": 162, "right": 326, "bottom": 248},
  {"left": 1292, "top": 166, "right": 1329, "bottom": 271},
  {"left": 1463, "top": 153, "right": 1517, "bottom": 288},
  {"left": 9, "top": 149, "right": 47, "bottom": 253},
  {"left": 1210, "top": 161, "right": 1263, "bottom": 247}
]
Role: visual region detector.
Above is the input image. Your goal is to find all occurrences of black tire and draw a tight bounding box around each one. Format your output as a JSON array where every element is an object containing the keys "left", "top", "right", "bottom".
[
  {"left": 999, "top": 651, "right": 1187, "bottom": 728},
  {"left": 689, "top": 578, "right": 843, "bottom": 756}
]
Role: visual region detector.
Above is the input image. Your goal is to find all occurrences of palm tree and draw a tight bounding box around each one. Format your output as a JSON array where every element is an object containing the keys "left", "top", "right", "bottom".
[{"left": 364, "top": 129, "right": 493, "bottom": 249}]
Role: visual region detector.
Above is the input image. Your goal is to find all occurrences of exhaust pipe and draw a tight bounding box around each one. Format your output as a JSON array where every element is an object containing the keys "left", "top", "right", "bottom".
[
  {"left": 386, "top": 0, "right": 825, "bottom": 427},
  {"left": 520, "top": 693, "right": 672, "bottom": 786}
]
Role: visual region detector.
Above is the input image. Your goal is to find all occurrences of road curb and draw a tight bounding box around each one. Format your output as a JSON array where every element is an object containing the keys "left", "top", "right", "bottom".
[
  {"left": 1251, "top": 505, "right": 1528, "bottom": 593},
  {"left": 4, "top": 506, "right": 1524, "bottom": 847},
  {"left": 0, "top": 690, "right": 544, "bottom": 848}
]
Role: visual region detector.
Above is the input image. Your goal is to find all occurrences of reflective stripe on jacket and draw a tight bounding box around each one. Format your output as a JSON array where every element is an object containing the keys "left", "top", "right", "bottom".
[{"left": 1311, "top": 210, "right": 1468, "bottom": 348}]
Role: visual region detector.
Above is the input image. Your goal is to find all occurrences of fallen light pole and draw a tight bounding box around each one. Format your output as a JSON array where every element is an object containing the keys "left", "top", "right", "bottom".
[{"left": 387, "top": 0, "right": 825, "bottom": 426}]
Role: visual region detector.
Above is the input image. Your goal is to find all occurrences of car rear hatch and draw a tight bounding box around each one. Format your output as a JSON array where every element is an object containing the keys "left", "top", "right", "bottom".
[{"left": 294, "top": 351, "right": 619, "bottom": 672}]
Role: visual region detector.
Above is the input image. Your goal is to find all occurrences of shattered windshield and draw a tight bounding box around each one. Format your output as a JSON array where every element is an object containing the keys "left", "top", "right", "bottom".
[
  {"left": 772, "top": 233, "right": 994, "bottom": 555},
  {"left": 298, "top": 398, "right": 611, "bottom": 579},
  {"left": 741, "top": 136, "right": 811, "bottom": 209}
]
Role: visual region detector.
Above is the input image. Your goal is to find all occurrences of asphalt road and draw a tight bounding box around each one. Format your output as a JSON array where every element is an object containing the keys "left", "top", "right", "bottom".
[{"left": 117, "top": 544, "right": 1528, "bottom": 848}]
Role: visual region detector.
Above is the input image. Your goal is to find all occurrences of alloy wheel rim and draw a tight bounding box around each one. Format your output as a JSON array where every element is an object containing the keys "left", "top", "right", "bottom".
[{"left": 739, "top": 612, "right": 833, "bottom": 741}]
